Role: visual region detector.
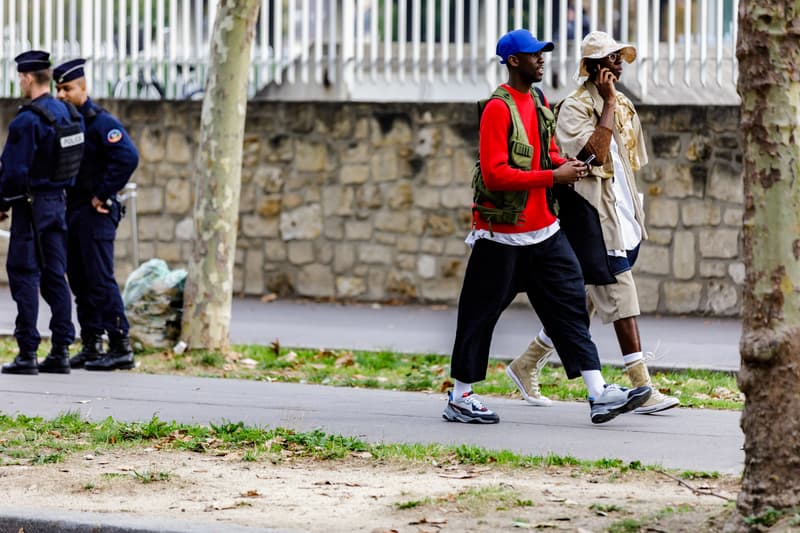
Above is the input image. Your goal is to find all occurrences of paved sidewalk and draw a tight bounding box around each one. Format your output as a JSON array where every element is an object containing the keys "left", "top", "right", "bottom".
[
  {"left": 0, "top": 286, "right": 741, "bottom": 371},
  {"left": 0, "top": 371, "right": 743, "bottom": 474}
]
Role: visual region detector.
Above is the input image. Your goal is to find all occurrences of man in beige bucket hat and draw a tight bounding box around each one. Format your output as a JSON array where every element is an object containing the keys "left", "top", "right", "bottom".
[{"left": 507, "top": 31, "right": 680, "bottom": 415}]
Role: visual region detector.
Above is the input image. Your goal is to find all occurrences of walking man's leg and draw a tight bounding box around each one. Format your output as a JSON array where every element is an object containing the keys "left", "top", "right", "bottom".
[
  {"left": 445, "top": 240, "right": 522, "bottom": 424},
  {"left": 524, "top": 233, "right": 651, "bottom": 423},
  {"left": 588, "top": 271, "right": 680, "bottom": 414}
]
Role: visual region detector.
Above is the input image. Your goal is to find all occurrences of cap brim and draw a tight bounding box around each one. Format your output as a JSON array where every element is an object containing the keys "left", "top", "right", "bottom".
[{"left": 522, "top": 41, "right": 554, "bottom": 54}]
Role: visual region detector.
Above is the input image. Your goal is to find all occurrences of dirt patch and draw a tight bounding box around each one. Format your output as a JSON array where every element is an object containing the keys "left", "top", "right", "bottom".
[{"left": 0, "top": 448, "right": 739, "bottom": 532}]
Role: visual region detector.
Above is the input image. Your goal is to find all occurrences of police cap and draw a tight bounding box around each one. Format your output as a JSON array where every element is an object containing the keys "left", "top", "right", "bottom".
[
  {"left": 53, "top": 58, "right": 86, "bottom": 84},
  {"left": 15, "top": 50, "right": 51, "bottom": 73}
]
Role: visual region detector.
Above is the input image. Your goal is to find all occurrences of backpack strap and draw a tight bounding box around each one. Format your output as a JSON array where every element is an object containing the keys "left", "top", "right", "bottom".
[
  {"left": 530, "top": 86, "right": 555, "bottom": 171},
  {"left": 19, "top": 102, "right": 57, "bottom": 125}
]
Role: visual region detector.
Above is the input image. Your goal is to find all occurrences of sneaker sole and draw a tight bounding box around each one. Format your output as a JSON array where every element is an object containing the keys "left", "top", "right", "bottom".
[
  {"left": 634, "top": 397, "right": 680, "bottom": 415},
  {"left": 505, "top": 366, "right": 553, "bottom": 407},
  {"left": 85, "top": 362, "right": 136, "bottom": 371},
  {"left": 591, "top": 387, "right": 652, "bottom": 424},
  {"left": 442, "top": 404, "right": 500, "bottom": 424}
]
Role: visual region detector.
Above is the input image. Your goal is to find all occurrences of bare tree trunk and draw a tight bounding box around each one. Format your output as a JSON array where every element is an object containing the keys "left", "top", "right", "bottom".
[
  {"left": 181, "top": 0, "right": 262, "bottom": 350},
  {"left": 730, "top": 1, "right": 800, "bottom": 529}
]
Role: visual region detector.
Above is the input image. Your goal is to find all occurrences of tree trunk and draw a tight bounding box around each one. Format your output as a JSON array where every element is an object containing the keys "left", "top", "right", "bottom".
[
  {"left": 731, "top": 1, "right": 800, "bottom": 529},
  {"left": 181, "top": 0, "right": 262, "bottom": 350}
]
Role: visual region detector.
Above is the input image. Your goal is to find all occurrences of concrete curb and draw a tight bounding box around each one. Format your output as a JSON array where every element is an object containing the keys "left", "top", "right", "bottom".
[{"left": 0, "top": 506, "right": 307, "bottom": 533}]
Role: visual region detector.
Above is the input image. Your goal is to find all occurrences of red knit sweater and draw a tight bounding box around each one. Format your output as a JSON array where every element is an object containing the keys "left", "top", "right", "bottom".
[{"left": 475, "top": 84, "right": 566, "bottom": 234}]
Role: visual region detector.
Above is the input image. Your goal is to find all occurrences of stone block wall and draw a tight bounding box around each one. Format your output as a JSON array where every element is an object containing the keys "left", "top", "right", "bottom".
[{"left": 0, "top": 99, "right": 743, "bottom": 316}]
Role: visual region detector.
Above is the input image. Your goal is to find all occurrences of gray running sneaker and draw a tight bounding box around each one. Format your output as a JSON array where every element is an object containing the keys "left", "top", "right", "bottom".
[
  {"left": 442, "top": 391, "right": 500, "bottom": 424},
  {"left": 589, "top": 384, "right": 651, "bottom": 424}
]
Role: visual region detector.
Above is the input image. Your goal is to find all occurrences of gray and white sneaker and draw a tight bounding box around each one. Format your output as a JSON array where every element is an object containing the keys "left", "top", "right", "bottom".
[
  {"left": 589, "top": 384, "right": 651, "bottom": 424},
  {"left": 442, "top": 391, "right": 500, "bottom": 424}
]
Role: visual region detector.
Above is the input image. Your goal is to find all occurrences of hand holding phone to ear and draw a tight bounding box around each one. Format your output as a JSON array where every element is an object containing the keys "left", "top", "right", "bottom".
[{"left": 595, "top": 67, "right": 617, "bottom": 104}]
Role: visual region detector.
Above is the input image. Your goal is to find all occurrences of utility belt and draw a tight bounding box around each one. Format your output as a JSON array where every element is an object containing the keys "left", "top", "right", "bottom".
[{"left": 2, "top": 189, "right": 65, "bottom": 204}]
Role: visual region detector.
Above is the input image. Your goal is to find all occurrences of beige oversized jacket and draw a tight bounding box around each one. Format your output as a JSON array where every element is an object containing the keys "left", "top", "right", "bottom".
[{"left": 555, "top": 81, "right": 649, "bottom": 251}]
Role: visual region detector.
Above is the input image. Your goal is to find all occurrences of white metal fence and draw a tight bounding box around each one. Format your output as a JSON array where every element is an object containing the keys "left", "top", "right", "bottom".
[{"left": 0, "top": 0, "right": 739, "bottom": 103}]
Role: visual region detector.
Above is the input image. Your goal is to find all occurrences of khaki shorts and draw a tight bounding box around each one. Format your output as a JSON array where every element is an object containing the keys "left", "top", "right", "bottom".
[{"left": 586, "top": 270, "right": 640, "bottom": 324}]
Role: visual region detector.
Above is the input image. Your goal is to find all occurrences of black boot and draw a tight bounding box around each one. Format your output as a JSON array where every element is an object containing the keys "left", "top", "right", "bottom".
[
  {"left": 85, "top": 336, "right": 135, "bottom": 371},
  {"left": 70, "top": 334, "right": 105, "bottom": 369},
  {"left": 2, "top": 351, "right": 39, "bottom": 375},
  {"left": 38, "top": 345, "right": 72, "bottom": 374}
]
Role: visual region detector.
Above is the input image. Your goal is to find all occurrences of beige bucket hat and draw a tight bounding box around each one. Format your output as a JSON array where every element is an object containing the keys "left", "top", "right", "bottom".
[{"left": 576, "top": 31, "right": 637, "bottom": 79}]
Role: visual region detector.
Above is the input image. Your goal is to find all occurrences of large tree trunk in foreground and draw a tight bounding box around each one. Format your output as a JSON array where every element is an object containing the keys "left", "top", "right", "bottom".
[
  {"left": 181, "top": 0, "right": 261, "bottom": 350},
  {"left": 730, "top": 1, "right": 800, "bottom": 529}
]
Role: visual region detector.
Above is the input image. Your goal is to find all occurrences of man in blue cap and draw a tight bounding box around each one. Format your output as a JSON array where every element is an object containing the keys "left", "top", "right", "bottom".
[
  {"left": 0, "top": 50, "right": 85, "bottom": 375},
  {"left": 443, "top": 30, "right": 650, "bottom": 424},
  {"left": 54, "top": 58, "right": 140, "bottom": 371}
]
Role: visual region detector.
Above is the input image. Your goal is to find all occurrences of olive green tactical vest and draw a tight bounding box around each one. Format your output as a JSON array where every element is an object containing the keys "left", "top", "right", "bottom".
[{"left": 472, "top": 86, "right": 556, "bottom": 229}]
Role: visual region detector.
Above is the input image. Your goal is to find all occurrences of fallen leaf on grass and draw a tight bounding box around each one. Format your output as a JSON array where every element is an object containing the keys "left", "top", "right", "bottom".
[
  {"left": 313, "top": 480, "right": 364, "bottom": 487},
  {"left": 203, "top": 502, "right": 240, "bottom": 512},
  {"left": 335, "top": 353, "right": 355, "bottom": 367},
  {"left": 351, "top": 451, "right": 373, "bottom": 460},
  {"left": 409, "top": 517, "right": 447, "bottom": 525},
  {"left": 437, "top": 472, "right": 474, "bottom": 479}
]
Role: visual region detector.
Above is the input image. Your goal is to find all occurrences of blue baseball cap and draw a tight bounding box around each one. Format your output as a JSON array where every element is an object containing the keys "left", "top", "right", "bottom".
[
  {"left": 54, "top": 58, "right": 87, "bottom": 84},
  {"left": 14, "top": 50, "right": 51, "bottom": 73},
  {"left": 496, "top": 29, "right": 554, "bottom": 64}
]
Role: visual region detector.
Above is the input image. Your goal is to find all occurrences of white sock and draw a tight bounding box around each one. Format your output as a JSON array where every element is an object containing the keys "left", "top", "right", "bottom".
[
  {"left": 537, "top": 329, "right": 554, "bottom": 349},
  {"left": 453, "top": 380, "right": 472, "bottom": 398},
  {"left": 581, "top": 370, "right": 606, "bottom": 399},
  {"left": 622, "top": 352, "right": 643, "bottom": 366}
]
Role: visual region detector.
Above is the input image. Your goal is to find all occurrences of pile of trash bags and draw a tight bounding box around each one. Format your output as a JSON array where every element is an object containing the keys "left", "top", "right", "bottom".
[{"left": 123, "top": 259, "right": 186, "bottom": 349}]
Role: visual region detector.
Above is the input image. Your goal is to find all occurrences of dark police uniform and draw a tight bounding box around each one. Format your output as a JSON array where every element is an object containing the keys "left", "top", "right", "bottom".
[
  {"left": 0, "top": 51, "right": 82, "bottom": 375},
  {"left": 53, "top": 58, "right": 140, "bottom": 371}
]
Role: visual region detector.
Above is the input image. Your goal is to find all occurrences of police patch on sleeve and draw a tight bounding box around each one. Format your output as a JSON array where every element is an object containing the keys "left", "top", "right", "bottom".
[{"left": 106, "top": 129, "right": 123, "bottom": 144}]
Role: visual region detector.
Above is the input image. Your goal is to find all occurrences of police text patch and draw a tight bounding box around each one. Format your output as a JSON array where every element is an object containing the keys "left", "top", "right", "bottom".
[{"left": 60, "top": 132, "right": 85, "bottom": 148}]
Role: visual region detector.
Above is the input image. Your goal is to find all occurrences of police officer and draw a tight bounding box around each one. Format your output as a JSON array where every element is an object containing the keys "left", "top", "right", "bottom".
[
  {"left": 54, "top": 58, "right": 139, "bottom": 371},
  {"left": 0, "top": 51, "right": 83, "bottom": 375}
]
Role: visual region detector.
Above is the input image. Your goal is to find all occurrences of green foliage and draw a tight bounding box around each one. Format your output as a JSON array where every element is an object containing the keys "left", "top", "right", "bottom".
[
  {"left": 608, "top": 518, "right": 644, "bottom": 533},
  {"left": 681, "top": 470, "right": 720, "bottom": 480},
  {"left": 395, "top": 499, "right": 426, "bottom": 509},
  {"left": 744, "top": 507, "right": 784, "bottom": 527},
  {"left": 654, "top": 504, "right": 693, "bottom": 519},
  {"left": 590, "top": 503, "right": 625, "bottom": 513},
  {"left": 32, "top": 452, "right": 64, "bottom": 464},
  {"left": 195, "top": 351, "right": 225, "bottom": 368},
  {"left": 133, "top": 470, "right": 171, "bottom": 483}
]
